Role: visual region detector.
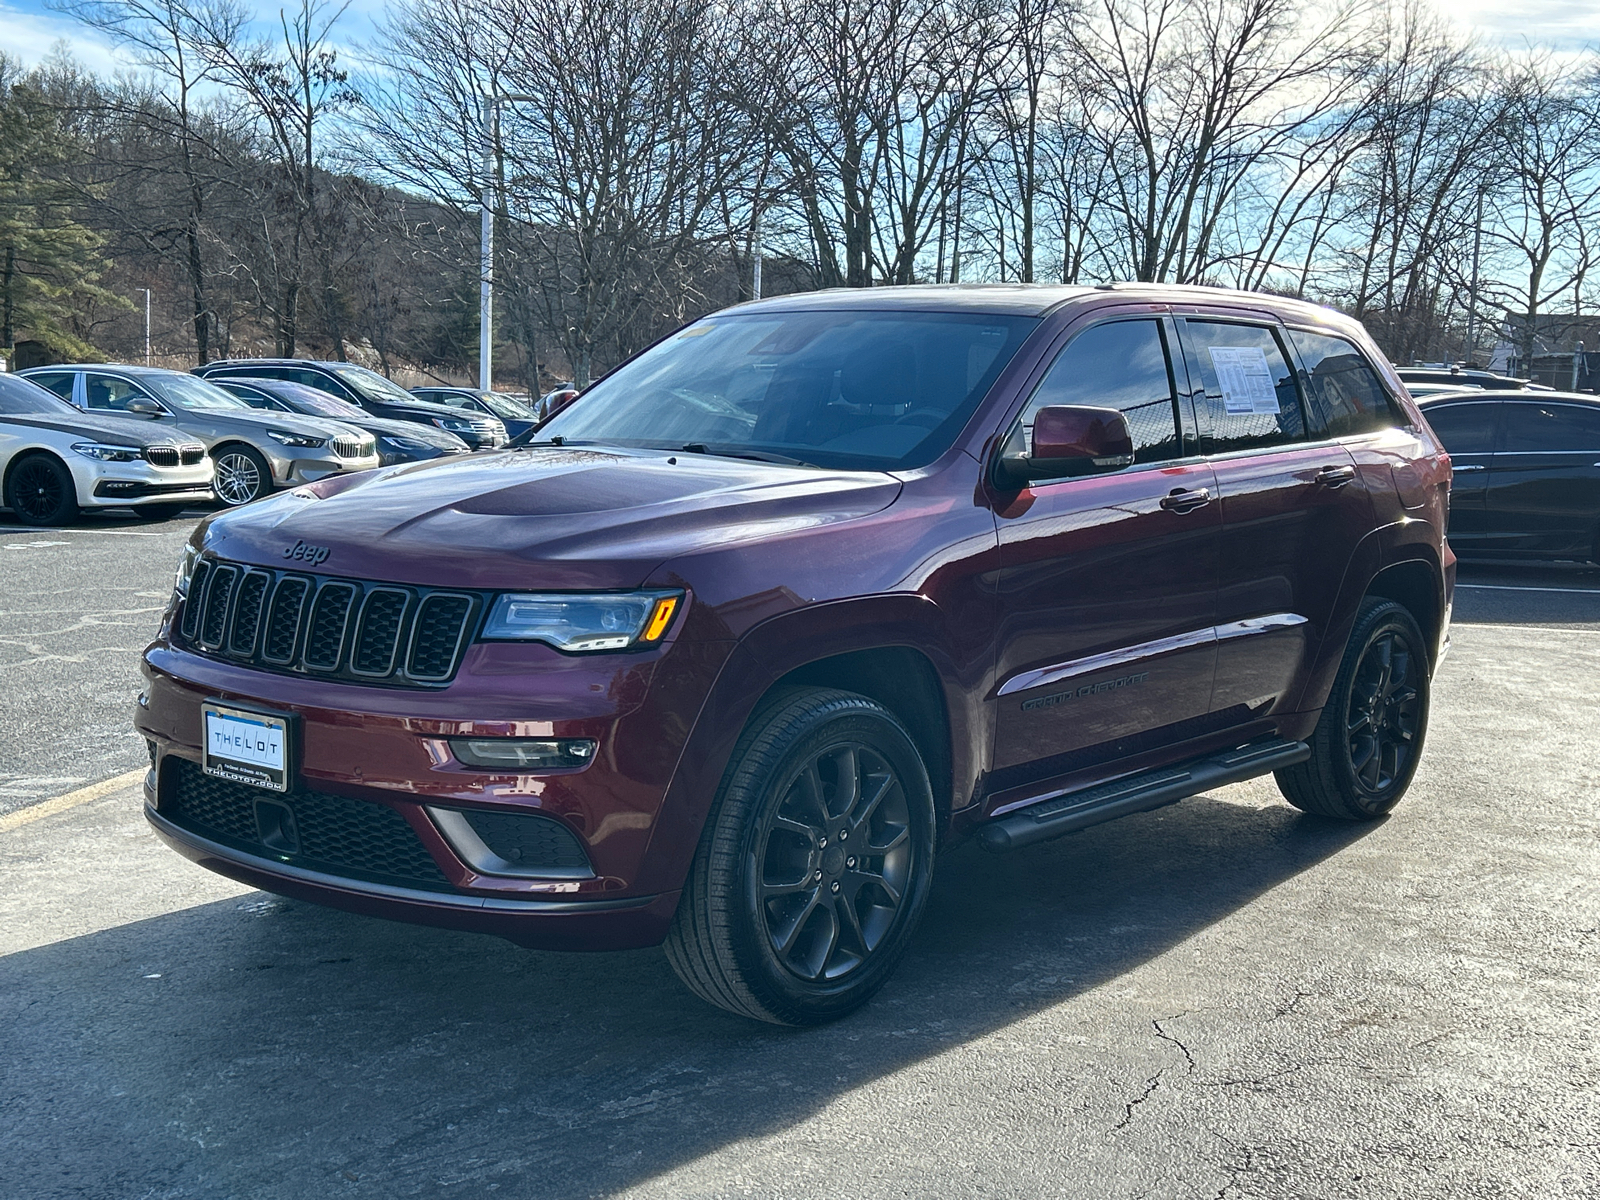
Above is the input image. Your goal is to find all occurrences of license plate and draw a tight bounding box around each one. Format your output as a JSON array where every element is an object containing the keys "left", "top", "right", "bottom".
[{"left": 202, "top": 702, "right": 291, "bottom": 792}]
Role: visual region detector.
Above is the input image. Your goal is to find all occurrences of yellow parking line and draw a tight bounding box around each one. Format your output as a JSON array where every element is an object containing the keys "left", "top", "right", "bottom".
[{"left": 0, "top": 769, "right": 147, "bottom": 834}]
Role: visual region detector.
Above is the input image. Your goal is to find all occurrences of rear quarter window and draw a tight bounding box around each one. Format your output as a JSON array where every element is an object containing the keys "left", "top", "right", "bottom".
[{"left": 1288, "top": 329, "right": 1400, "bottom": 438}]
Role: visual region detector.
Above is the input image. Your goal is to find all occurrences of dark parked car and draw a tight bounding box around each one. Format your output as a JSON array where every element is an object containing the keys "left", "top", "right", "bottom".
[
  {"left": 211, "top": 377, "right": 471, "bottom": 466},
  {"left": 194, "top": 360, "right": 508, "bottom": 449},
  {"left": 138, "top": 284, "right": 1453, "bottom": 1025},
  {"left": 1419, "top": 389, "right": 1600, "bottom": 563},
  {"left": 1396, "top": 366, "right": 1539, "bottom": 392},
  {"left": 408, "top": 386, "right": 541, "bottom": 439}
]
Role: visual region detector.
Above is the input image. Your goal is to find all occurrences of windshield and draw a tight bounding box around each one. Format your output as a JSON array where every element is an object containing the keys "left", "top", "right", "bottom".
[
  {"left": 536, "top": 310, "right": 1039, "bottom": 470},
  {"left": 144, "top": 373, "right": 251, "bottom": 411},
  {"left": 478, "top": 392, "right": 533, "bottom": 420},
  {"left": 335, "top": 364, "right": 425, "bottom": 406},
  {"left": 0, "top": 374, "right": 79, "bottom": 415},
  {"left": 294, "top": 392, "right": 367, "bottom": 419}
]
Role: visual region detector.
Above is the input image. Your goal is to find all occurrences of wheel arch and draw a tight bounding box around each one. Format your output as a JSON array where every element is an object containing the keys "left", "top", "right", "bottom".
[
  {"left": 3, "top": 445, "right": 75, "bottom": 506},
  {"left": 630, "top": 594, "right": 981, "bottom": 898},
  {"left": 1365, "top": 556, "right": 1445, "bottom": 668},
  {"left": 210, "top": 440, "right": 275, "bottom": 497}
]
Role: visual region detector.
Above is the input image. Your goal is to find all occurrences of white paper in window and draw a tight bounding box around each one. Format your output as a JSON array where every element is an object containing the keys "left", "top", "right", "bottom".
[{"left": 1208, "top": 346, "right": 1280, "bottom": 415}]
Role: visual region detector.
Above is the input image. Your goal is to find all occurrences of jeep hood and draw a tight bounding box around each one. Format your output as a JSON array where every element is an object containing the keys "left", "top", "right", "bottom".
[{"left": 200, "top": 446, "right": 902, "bottom": 590}]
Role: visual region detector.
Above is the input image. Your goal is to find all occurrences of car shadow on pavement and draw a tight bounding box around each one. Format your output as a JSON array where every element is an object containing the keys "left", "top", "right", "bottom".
[{"left": 0, "top": 792, "right": 1374, "bottom": 1199}]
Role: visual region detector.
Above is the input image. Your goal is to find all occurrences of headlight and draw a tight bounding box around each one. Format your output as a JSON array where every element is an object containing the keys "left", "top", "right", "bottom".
[
  {"left": 380, "top": 435, "right": 431, "bottom": 451},
  {"left": 432, "top": 417, "right": 474, "bottom": 433},
  {"left": 71, "top": 441, "right": 141, "bottom": 462},
  {"left": 267, "top": 430, "right": 326, "bottom": 448},
  {"left": 482, "top": 591, "right": 682, "bottom": 652},
  {"left": 174, "top": 544, "right": 199, "bottom": 595}
]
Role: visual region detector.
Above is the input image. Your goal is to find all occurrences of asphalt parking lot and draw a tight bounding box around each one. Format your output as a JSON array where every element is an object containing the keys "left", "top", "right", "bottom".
[{"left": 2, "top": 510, "right": 1597, "bottom": 1199}]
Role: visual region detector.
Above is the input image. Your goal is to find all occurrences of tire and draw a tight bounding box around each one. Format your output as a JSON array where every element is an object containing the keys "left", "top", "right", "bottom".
[
  {"left": 5, "top": 453, "right": 78, "bottom": 526},
  {"left": 1276, "top": 598, "right": 1430, "bottom": 820},
  {"left": 131, "top": 503, "right": 190, "bottom": 521},
  {"left": 665, "top": 687, "right": 938, "bottom": 1025},
  {"left": 213, "top": 445, "right": 272, "bottom": 506}
]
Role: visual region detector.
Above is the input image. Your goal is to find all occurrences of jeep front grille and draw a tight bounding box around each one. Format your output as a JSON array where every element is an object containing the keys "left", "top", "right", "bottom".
[{"left": 176, "top": 556, "right": 479, "bottom": 688}]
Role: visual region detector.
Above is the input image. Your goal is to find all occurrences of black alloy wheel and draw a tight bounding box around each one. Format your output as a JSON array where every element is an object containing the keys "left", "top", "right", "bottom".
[
  {"left": 666, "top": 687, "right": 937, "bottom": 1025},
  {"left": 1277, "top": 598, "right": 1430, "bottom": 820},
  {"left": 6, "top": 454, "right": 78, "bottom": 526},
  {"left": 1345, "top": 629, "right": 1421, "bottom": 795},
  {"left": 755, "top": 741, "right": 914, "bottom": 983}
]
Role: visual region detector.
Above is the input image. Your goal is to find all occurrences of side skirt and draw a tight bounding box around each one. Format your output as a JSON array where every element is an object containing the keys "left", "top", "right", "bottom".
[{"left": 975, "top": 738, "right": 1310, "bottom": 852}]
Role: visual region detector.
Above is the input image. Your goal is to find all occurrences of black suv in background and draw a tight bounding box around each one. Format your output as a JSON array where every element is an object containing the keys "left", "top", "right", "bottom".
[{"left": 195, "top": 360, "right": 508, "bottom": 449}]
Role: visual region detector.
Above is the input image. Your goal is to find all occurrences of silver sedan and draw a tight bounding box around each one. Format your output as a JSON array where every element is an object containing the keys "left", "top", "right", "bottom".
[{"left": 23, "top": 365, "right": 379, "bottom": 505}]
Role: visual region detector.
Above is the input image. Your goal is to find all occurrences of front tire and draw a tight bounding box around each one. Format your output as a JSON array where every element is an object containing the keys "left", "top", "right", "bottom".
[
  {"left": 6, "top": 453, "right": 78, "bottom": 526},
  {"left": 1276, "top": 598, "right": 1430, "bottom": 819},
  {"left": 665, "top": 687, "right": 937, "bottom": 1025},
  {"left": 213, "top": 445, "right": 272, "bottom": 506}
]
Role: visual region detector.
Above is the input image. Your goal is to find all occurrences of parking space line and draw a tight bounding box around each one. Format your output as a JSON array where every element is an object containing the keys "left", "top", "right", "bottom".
[
  {"left": 1456, "top": 584, "right": 1600, "bottom": 595},
  {"left": 0, "top": 769, "right": 146, "bottom": 834}
]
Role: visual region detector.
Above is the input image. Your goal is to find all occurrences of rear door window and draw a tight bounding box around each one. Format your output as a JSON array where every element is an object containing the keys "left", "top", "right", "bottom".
[
  {"left": 1182, "top": 321, "right": 1306, "bottom": 453},
  {"left": 1288, "top": 329, "right": 1400, "bottom": 438},
  {"left": 1422, "top": 403, "right": 1499, "bottom": 454},
  {"left": 1501, "top": 402, "right": 1600, "bottom": 452},
  {"left": 26, "top": 371, "right": 76, "bottom": 401},
  {"left": 1017, "top": 319, "right": 1183, "bottom": 465}
]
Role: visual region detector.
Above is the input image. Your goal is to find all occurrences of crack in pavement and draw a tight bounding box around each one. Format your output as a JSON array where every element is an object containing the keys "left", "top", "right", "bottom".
[{"left": 1111, "top": 1014, "right": 1195, "bottom": 1133}]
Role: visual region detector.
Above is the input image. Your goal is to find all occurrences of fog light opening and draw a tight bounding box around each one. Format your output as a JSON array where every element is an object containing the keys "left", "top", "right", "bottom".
[{"left": 448, "top": 737, "right": 597, "bottom": 770}]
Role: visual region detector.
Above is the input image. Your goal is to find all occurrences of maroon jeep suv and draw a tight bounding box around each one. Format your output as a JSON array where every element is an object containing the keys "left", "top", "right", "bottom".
[{"left": 136, "top": 284, "right": 1453, "bottom": 1025}]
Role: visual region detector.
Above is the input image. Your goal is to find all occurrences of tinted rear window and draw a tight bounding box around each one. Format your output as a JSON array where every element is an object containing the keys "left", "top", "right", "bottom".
[
  {"left": 1289, "top": 329, "right": 1398, "bottom": 438},
  {"left": 1423, "top": 403, "right": 1498, "bottom": 454},
  {"left": 1501, "top": 402, "right": 1600, "bottom": 453}
]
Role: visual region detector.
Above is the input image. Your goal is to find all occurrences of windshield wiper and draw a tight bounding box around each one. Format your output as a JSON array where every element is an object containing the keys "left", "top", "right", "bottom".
[{"left": 679, "top": 443, "right": 813, "bottom": 467}]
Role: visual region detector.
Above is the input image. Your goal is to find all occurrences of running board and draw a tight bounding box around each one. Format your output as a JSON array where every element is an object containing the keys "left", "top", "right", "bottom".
[{"left": 976, "top": 738, "right": 1311, "bottom": 852}]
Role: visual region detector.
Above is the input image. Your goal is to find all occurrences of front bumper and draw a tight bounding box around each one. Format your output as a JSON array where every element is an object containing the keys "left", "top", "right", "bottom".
[
  {"left": 144, "top": 786, "right": 678, "bottom": 949},
  {"left": 136, "top": 615, "right": 731, "bottom": 949},
  {"left": 275, "top": 452, "right": 381, "bottom": 485},
  {"left": 74, "top": 459, "right": 213, "bottom": 507}
]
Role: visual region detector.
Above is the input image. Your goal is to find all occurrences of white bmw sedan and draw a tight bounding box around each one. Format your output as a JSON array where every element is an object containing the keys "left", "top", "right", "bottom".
[{"left": 0, "top": 372, "right": 213, "bottom": 525}]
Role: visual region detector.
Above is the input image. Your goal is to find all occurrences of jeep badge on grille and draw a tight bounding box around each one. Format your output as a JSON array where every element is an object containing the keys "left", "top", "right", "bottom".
[{"left": 283, "top": 540, "right": 331, "bottom": 565}]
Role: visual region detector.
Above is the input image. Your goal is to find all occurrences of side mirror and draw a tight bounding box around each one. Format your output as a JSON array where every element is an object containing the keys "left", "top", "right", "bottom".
[
  {"left": 125, "top": 397, "right": 163, "bottom": 416},
  {"left": 995, "top": 405, "right": 1135, "bottom": 488}
]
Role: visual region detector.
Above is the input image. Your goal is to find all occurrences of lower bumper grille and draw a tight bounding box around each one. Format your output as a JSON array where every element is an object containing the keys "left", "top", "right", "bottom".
[
  {"left": 161, "top": 758, "right": 452, "bottom": 891},
  {"left": 93, "top": 480, "right": 211, "bottom": 499}
]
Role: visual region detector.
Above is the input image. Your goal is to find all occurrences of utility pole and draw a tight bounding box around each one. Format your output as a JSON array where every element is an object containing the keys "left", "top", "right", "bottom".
[
  {"left": 1466, "top": 191, "right": 1484, "bottom": 365},
  {"left": 139, "top": 288, "right": 152, "bottom": 365},
  {"left": 752, "top": 213, "right": 763, "bottom": 300},
  {"left": 480, "top": 92, "right": 537, "bottom": 393}
]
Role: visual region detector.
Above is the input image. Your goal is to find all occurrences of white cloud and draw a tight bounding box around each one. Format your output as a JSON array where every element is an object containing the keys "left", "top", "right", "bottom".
[
  {"left": 1449, "top": 0, "right": 1599, "bottom": 52},
  {"left": 1, "top": 5, "right": 128, "bottom": 74}
]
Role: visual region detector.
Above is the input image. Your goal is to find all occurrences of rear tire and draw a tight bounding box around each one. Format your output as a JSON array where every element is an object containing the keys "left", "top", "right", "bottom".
[
  {"left": 1276, "top": 598, "right": 1430, "bottom": 820},
  {"left": 665, "top": 687, "right": 937, "bottom": 1025},
  {"left": 6, "top": 453, "right": 78, "bottom": 526}
]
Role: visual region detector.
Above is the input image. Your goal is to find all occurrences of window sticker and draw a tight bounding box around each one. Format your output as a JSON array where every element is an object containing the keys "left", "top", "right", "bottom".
[{"left": 1208, "top": 346, "right": 1280, "bottom": 415}]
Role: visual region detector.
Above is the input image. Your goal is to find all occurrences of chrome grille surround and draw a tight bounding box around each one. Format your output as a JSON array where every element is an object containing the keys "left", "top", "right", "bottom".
[{"left": 175, "top": 556, "right": 480, "bottom": 688}]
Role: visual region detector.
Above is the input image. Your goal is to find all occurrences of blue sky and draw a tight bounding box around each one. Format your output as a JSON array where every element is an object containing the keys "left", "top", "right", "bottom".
[{"left": 2, "top": 0, "right": 1593, "bottom": 72}]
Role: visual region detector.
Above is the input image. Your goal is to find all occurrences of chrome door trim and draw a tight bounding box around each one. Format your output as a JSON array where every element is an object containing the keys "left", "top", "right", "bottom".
[{"left": 997, "top": 613, "right": 1308, "bottom": 697}]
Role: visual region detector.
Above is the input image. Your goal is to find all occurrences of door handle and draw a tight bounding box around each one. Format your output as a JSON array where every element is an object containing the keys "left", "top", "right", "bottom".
[
  {"left": 1451, "top": 464, "right": 1486, "bottom": 472},
  {"left": 1160, "top": 487, "right": 1212, "bottom": 513},
  {"left": 1315, "top": 465, "right": 1356, "bottom": 488}
]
